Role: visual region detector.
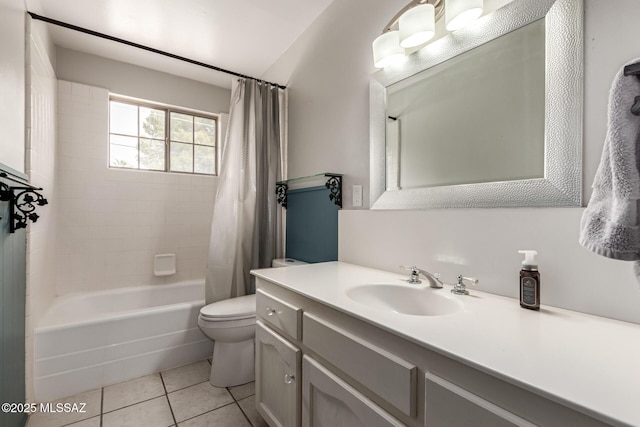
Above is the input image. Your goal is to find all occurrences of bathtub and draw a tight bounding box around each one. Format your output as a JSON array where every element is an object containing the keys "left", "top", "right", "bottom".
[{"left": 34, "top": 280, "right": 213, "bottom": 402}]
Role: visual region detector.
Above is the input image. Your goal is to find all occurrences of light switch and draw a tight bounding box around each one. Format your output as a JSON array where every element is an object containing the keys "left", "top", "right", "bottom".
[{"left": 352, "top": 184, "right": 363, "bottom": 207}]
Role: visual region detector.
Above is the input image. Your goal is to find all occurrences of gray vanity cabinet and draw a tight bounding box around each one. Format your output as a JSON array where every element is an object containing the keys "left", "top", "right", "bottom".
[{"left": 254, "top": 278, "right": 611, "bottom": 427}]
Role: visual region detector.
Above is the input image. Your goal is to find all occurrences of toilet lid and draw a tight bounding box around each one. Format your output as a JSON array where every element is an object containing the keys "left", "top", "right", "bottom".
[{"left": 200, "top": 294, "right": 256, "bottom": 320}]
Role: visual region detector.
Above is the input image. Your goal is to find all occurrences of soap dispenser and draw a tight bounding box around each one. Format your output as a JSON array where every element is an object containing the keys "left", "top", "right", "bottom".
[{"left": 518, "top": 250, "right": 540, "bottom": 310}]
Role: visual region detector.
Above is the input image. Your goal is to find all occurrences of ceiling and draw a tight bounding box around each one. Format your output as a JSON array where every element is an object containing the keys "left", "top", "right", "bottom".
[{"left": 25, "top": 0, "right": 336, "bottom": 88}]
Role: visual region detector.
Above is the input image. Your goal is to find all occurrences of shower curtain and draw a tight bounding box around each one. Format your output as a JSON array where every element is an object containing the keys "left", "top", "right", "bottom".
[{"left": 205, "top": 79, "right": 286, "bottom": 304}]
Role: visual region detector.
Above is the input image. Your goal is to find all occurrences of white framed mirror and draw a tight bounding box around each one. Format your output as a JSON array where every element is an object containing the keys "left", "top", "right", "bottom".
[{"left": 370, "top": 0, "right": 583, "bottom": 209}]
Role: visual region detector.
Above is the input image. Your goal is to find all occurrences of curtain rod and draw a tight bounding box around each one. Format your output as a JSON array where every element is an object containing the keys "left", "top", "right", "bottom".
[{"left": 27, "top": 11, "right": 286, "bottom": 90}]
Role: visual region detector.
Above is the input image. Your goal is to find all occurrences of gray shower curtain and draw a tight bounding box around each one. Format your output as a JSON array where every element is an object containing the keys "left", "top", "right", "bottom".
[{"left": 205, "top": 79, "right": 285, "bottom": 304}]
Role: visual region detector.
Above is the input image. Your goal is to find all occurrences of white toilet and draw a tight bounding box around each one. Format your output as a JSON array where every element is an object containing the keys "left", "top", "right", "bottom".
[{"left": 198, "top": 258, "right": 307, "bottom": 387}]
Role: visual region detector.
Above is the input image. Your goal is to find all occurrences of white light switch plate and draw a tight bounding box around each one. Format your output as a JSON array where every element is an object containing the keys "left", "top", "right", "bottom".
[{"left": 353, "top": 185, "right": 363, "bottom": 207}]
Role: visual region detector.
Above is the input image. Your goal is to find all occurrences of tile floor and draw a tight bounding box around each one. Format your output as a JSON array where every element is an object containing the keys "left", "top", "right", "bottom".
[{"left": 27, "top": 359, "right": 268, "bottom": 427}]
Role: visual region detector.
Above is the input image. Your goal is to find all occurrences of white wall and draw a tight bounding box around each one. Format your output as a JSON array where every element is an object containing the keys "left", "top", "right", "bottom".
[
  {"left": 24, "top": 18, "right": 58, "bottom": 402},
  {"left": 56, "top": 47, "right": 231, "bottom": 115},
  {"left": 0, "top": 0, "right": 26, "bottom": 173},
  {"left": 264, "top": 0, "right": 640, "bottom": 324}
]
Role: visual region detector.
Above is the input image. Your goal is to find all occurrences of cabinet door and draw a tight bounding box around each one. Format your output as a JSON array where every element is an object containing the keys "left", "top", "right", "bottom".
[
  {"left": 302, "top": 355, "right": 404, "bottom": 427},
  {"left": 424, "top": 373, "right": 536, "bottom": 427},
  {"left": 256, "top": 320, "right": 301, "bottom": 427}
]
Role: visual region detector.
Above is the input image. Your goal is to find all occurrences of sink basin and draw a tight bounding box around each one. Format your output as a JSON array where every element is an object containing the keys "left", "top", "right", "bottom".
[{"left": 346, "top": 284, "right": 462, "bottom": 316}]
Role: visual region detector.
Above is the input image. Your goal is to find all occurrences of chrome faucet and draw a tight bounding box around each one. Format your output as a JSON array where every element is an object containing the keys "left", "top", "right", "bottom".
[
  {"left": 400, "top": 266, "right": 444, "bottom": 289},
  {"left": 451, "top": 275, "right": 479, "bottom": 295}
]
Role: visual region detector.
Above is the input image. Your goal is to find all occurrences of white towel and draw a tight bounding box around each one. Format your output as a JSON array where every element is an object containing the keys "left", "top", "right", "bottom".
[{"left": 579, "top": 60, "right": 640, "bottom": 261}]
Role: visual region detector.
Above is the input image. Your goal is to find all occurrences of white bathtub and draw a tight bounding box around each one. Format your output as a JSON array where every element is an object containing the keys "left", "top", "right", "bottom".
[{"left": 34, "top": 280, "right": 212, "bottom": 402}]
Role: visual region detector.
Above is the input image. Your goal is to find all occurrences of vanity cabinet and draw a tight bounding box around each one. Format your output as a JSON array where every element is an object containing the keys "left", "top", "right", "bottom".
[{"left": 255, "top": 278, "right": 612, "bottom": 427}]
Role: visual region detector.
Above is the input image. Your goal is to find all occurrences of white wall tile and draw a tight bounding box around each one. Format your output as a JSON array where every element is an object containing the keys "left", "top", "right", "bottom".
[{"left": 55, "top": 80, "right": 217, "bottom": 294}]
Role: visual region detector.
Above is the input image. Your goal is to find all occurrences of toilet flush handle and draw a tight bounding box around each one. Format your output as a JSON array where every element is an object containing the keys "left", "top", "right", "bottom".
[{"left": 265, "top": 307, "right": 276, "bottom": 316}]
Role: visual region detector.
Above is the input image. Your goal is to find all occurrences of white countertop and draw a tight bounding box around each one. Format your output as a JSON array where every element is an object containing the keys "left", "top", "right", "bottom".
[{"left": 252, "top": 261, "right": 640, "bottom": 427}]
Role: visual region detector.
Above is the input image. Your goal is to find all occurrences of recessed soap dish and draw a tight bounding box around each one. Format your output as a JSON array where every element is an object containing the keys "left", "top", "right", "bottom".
[{"left": 154, "top": 254, "right": 176, "bottom": 276}]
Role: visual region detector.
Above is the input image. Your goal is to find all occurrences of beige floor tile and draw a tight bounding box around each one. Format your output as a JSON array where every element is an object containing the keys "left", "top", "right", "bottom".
[
  {"left": 178, "top": 403, "right": 250, "bottom": 427},
  {"left": 103, "top": 373, "right": 165, "bottom": 412},
  {"left": 168, "top": 382, "right": 234, "bottom": 422},
  {"left": 26, "top": 389, "right": 101, "bottom": 427},
  {"left": 102, "top": 396, "right": 174, "bottom": 427},
  {"left": 162, "top": 360, "right": 211, "bottom": 392},
  {"left": 228, "top": 382, "right": 255, "bottom": 400},
  {"left": 238, "top": 396, "right": 268, "bottom": 427},
  {"left": 66, "top": 416, "right": 101, "bottom": 426}
]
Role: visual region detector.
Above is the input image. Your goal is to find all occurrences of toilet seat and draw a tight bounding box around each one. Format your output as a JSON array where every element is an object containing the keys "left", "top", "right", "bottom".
[{"left": 200, "top": 294, "right": 256, "bottom": 321}]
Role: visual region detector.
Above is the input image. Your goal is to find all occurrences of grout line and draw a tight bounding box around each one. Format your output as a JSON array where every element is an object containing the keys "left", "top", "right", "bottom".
[
  {"left": 228, "top": 386, "right": 253, "bottom": 426},
  {"left": 175, "top": 401, "right": 238, "bottom": 424},
  {"left": 101, "top": 395, "right": 165, "bottom": 415},
  {"left": 100, "top": 387, "right": 104, "bottom": 427},
  {"left": 160, "top": 372, "right": 178, "bottom": 427},
  {"left": 165, "top": 379, "right": 210, "bottom": 396}
]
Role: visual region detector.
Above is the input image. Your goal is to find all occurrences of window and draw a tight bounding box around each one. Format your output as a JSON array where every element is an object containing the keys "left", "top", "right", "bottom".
[{"left": 109, "top": 98, "right": 217, "bottom": 175}]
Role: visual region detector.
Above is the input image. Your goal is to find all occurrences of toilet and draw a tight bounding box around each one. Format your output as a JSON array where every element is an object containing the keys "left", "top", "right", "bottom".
[{"left": 198, "top": 258, "right": 307, "bottom": 387}]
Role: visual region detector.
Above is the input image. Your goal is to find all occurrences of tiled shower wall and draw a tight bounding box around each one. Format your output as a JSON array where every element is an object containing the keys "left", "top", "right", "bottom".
[
  {"left": 25, "top": 21, "right": 57, "bottom": 402},
  {"left": 56, "top": 80, "right": 216, "bottom": 294}
]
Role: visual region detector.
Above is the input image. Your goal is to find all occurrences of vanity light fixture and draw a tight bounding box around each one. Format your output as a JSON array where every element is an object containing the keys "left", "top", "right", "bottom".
[{"left": 372, "top": 0, "right": 483, "bottom": 68}]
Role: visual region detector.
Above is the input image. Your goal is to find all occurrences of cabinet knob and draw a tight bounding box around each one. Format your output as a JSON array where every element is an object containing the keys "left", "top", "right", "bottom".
[
  {"left": 284, "top": 374, "right": 295, "bottom": 384},
  {"left": 265, "top": 307, "right": 276, "bottom": 316}
]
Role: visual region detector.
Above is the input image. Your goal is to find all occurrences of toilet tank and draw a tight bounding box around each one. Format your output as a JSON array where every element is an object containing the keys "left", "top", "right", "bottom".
[{"left": 271, "top": 258, "right": 309, "bottom": 268}]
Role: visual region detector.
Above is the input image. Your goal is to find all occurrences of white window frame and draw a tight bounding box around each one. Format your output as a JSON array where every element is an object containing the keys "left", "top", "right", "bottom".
[{"left": 108, "top": 95, "right": 219, "bottom": 176}]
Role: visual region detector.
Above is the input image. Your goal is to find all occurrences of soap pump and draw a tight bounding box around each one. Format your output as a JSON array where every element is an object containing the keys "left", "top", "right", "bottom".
[{"left": 518, "top": 250, "right": 540, "bottom": 310}]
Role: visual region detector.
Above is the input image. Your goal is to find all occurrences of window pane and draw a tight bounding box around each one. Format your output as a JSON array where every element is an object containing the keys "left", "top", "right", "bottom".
[
  {"left": 195, "top": 117, "right": 216, "bottom": 146},
  {"left": 170, "top": 142, "right": 193, "bottom": 172},
  {"left": 140, "top": 107, "right": 165, "bottom": 139},
  {"left": 110, "top": 135, "right": 138, "bottom": 168},
  {"left": 194, "top": 145, "right": 215, "bottom": 174},
  {"left": 170, "top": 112, "right": 193, "bottom": 143},
  {"left": 140, "top": 139, "right": 165, "bottom": 170},
  {"left": 110, "top": 101, "right": 138, "bottom": 136}
]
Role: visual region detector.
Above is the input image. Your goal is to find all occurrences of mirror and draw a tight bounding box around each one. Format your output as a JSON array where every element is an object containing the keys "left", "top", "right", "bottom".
[{"left": 370, "top": 0, "right": 583, "bottom": 209}]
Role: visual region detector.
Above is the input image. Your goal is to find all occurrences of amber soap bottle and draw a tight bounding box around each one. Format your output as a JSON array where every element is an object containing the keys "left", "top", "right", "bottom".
[{"left": 518, "top": 250, "right": 540, "bottom": 310}]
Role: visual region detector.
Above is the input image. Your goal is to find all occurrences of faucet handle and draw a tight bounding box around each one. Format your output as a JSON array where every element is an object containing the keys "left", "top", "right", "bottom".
[
  {"left": 458, "top": 275, "right": 479, "bottom": 286},
  {"left": 400, "top": 265, "right": 421, "bottom": 283},
  {"left": 451, "top": 275, "right": 479, "bottom": 295}
]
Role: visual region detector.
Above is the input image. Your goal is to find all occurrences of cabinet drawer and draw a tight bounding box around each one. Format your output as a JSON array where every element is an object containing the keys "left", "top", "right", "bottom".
[
  {"left": 425, "top": 373, "right": 535, "bottom": 427},
  {"left": 303, "top": 355, "right": 404, "bottom": 427},
  {"left": 257, "top": 288, "right": 302, "bottom": 341},
  {"left": 303, "top": 313, "right": 416, "bottom": 416}
]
